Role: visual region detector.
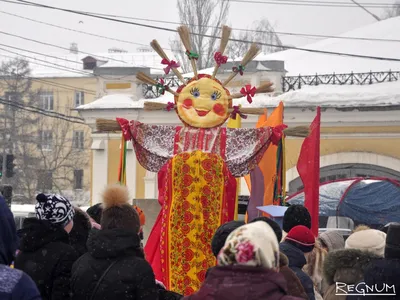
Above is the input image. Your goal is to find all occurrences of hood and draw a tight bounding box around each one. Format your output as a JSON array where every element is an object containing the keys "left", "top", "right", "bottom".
[
  {"left": 0, "top": 197, "right": 18, "bottom": 265},
  {"left": 69, "top": 208, "right": 91, "bottom": 256},
  {"left": 87, "top": 228, "right": 144, "bottom": 259},
  {"left": 280, "top": 241, "right": 307, "bottom": 268},
  {"left": 279, "top": 252, "right": 289, "bottom": 267},
  {"left": 318, "top": 231, "right": 345, "bottom": 252},
  {"left": 323, "top": 248, "right": 381, "bottom": 285},
  {"left": 196, "top": 266, "right": 288, "bottom": 299},
  {"left": 19, "top": 218, "right": 70, "bottom": 252}
]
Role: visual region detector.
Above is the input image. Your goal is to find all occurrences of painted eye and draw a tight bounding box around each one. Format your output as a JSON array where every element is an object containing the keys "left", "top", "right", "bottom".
[
  {"left": 190, "top": 87, "right": 200, "bottom": 98},
  {"left": 211, "top": 91, "right": 221, "bottom": 101}
]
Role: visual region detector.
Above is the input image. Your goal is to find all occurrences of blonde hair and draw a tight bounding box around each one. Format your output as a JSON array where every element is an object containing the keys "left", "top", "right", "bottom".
[
  {"left": 303, "top": 239, "right": 328, "bottom": 288},
  {"left": 353, "top": 224, "right": 370, "bottom": 233}
]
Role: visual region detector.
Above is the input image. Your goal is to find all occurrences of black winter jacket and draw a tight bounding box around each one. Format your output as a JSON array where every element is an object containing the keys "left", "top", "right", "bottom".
[
  {"left": 71, "top": 228, "right": 159, "bottom": 300},
  {"left": 15, "top": 218, "right": 79, "bottom": 300},
  {"left": 280, "top": 242, "right": 315, "bottom": 300}
]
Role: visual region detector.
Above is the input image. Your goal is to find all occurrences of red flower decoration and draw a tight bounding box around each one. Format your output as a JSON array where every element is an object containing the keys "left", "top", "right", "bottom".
[
  {"left": 214, "top": 51, "right": 228, "bottom": 66},
  {"left": 182, "top": 224, "right": 191, "bottom": 234},
  {"left": 201, "top": 159, "right": 213, "bottom": 171},
  {"left": 183, "top": 174, "right": 193, "bottom": 186},
  {"left": 236, "top": 241, "right": 255, "bottom": 263},
  {"left": 184, "top": 211, "right": 194, "bottom": 223},
  {"left": 166, "top": 102, "right": 175, "bottom": 112},
  {"left": 184, "top": 249, "right": 195, "bottom": 261},
  {"left": 202, "top": 186, "right": 211, "bottom": 195},
  {"left": 183, "top": 263, "right": 191, "bottom": 272},
  {"left": 161, "top": 58, "right": 180, "bottom": 75},
  {"left": 200, "top": 196, "right": 208, "bottom": 207},
  {"left": 182, "top": 238, "right": 191, "bottom": 248},
  {"left": 182, "top": 200, "right": 190, "bottom": 210},
  {"left": 240, "top": 84, "right": 257, "bottom": 104},
  {"left": 184, "top": 287, "right": 195, "bottom": 296},
  {"left": 230, "top": 105, "right": 248, "bottom": 120},
  {"left": 197, "top": 270, "right": 207, "bottom": 282},
  {"left": 270, "top": 124, "right": 288, "bottom": 145},
  {"left": 182, "top": 164, "right": 190, "bottom": 174}
]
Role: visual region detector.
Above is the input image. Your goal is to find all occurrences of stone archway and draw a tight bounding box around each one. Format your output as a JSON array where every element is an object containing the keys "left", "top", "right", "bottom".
[{"left": 286, "top": 152, "right": 400, "bottom": 194}]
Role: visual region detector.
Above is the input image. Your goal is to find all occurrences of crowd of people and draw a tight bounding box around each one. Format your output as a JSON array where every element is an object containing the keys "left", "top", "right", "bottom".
[{"left": 0, "top": 184, "right": 399, "bottom": 299}]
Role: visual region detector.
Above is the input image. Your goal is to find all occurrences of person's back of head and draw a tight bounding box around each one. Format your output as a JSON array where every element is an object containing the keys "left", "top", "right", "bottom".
[
  {"left": 345, "top": 229, "right": 386, "bottom": 257},
  {"left": 282, "top": 205, "right": 311, "bottom": 234},
  {"left": 217, "top": 221, "right": 279, "bottom": 270},
  {"left": 101, "top": 184, "right": 140, "bottom": 234},
  {"left": 69, "top": 207, "right": 92, "bottom": 256},
  {"left": 285, "top": 225, "right": 316, "bottom": 254},
  {"left": 318, "top": 230, "right": 345, "bottom": 252},
  {"left": 385, "top": 223, "right": 400, "bottom": 259},
  {"left": 211, "top": 221, "right": 245, "bottom": 257},
  {"left": 0, "top": 197, "right": 18, "bottom": 266},
  {"left": 86, "top": 203, "right": 103, "bottom": 224},
  {"left": 249, "top": 216, "right": 282, "bottom": 243}
]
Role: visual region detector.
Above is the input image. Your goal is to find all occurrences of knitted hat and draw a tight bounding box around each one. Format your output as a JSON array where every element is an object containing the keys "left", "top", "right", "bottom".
[
  {"left": 218, "top": 221, "right": 279, "bottom": 269},
  {"left": 249, "top": 216, "right": 282, "bottom": 243},
  {"left": 380, "top": 222, "right": 400, "bottom": 234},
  {"left": 345, "top": 229, "right": 386, "bottom": 257},
  {"left": 285, "top": 225, "right": 315, "bottom": 253},
  {"left": 385, "top": 223, "right": 400, "bottom": 259},
  {"left": 86, "top": 203, "right": 103, "bottom": 224},
  {"left": 35, "top": 193, "right": 75, "bottom": 227},
  {"left": 101, "top": 184, "right": 140, "bottom": 233},
  {"left": 319, "top": 230, "right": 345, "bottom": 252},
  {"left": 211, "top": 221, "right": 245, "bottom": 257},
  {"left": 282, "top": 205, "right": 311, "bottom": 233}
]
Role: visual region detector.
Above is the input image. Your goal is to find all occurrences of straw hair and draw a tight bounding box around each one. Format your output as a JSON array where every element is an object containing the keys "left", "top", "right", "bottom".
[
  {"left": 223, "top": 43, "right": 261, "bottom": 87},
  {"left": 150, "top": 39, "right": 186, "bottom": 84},
  {"left": 234, "top": 107, "right": 265, "bottom": 115},
  {"left": 96, "top": 119, "right": 121, "bottom": 132},
  {"left": 229, "top": 82, "right": 275, "bottom": 99},
  {"left": 178, "top": 25, "right": 198, "bottom": 79},
  {"left": 284, "top": 126, "right": 310, "bottom": 137},
  {"left": 136, "top": 72, "right": 179, "bottom": 96},
  {"left": 212, "top": 26, "right": 232, "bottom": 79},
  {"left": 144, "top": 102, "right": 176, "bottom": 111}
]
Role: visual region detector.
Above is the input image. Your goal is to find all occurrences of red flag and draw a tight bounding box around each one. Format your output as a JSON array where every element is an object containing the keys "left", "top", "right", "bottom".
[{"left": 296, "top": 107, "right": 321, "bottom": 236}]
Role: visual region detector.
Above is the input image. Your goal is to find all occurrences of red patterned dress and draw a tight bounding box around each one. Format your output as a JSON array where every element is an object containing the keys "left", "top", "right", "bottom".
[{"left": 117, "top": 118, "right": 273, "bottom": 296}]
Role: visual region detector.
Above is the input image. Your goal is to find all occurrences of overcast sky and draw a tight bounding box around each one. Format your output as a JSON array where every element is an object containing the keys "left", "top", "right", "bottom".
[{"left": 0, "top": 0, "right": 391, "bottom": 56}]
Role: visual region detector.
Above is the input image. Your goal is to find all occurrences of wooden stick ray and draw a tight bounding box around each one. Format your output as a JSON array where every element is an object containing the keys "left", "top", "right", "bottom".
[
  {"left": 136, "top": 72, "right": 179, "bottom": 97},
  {"left": 223, "top": 43, "right": 260, "bottom": 87},
  {"left": 178, "top": 25, "right": 198, "bottom": 79},
  {"left": 96, "top": 117, "right": 310, "bottom": 138},
  {"left": 150, "top": 40, "right": 186, "bottom": 85},
  {"left": 211, "top": 26, "right": 232, "bottom": 79}
]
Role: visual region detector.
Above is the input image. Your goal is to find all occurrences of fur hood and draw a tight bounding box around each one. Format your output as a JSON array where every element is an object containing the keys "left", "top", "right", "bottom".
[
  {"left": 279, "top": 252, "right": 289, "bottom": 267},
  {"left": 323, "top": 249, "right": 380, "bottom": 285}
]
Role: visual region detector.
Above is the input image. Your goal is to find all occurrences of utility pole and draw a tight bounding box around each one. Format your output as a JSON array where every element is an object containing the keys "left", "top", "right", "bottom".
[
  {"left": 349, "top": 0, "right": 381, "bottom": 21},
  {"left": 1, "top": 117, "right": 7, "bottom": 185}
]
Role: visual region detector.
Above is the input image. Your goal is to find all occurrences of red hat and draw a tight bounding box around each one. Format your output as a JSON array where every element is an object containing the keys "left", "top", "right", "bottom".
[{"left": 285, "top": 225, "right": 315, "bottom": 253}]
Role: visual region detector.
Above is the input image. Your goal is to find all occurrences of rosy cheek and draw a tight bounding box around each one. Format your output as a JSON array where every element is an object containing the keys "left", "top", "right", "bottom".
[
  {"left": 213, "top": 104, "right": 226, "bottom": 116},
  {"left": 182, "top": 99, "right": 193, "bottom": 108}
]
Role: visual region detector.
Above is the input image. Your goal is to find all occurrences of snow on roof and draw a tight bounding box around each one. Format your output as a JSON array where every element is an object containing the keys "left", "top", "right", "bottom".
[
  {"left": 0, "top": 50, "right": 177, "bottom": 78},
  {"left": 254, "top": 16, "right": 400, "bottom": 75},
  {"left": 79, "top": 80, "right": 400, "bottom": 110}
]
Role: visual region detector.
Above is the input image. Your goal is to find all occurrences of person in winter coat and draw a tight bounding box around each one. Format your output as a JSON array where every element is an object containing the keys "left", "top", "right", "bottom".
[
  {"left": 184, "top": 221, "right": 303, "bottom": 300},
  {"left": 0, "top": 196, "right": 41, "bottom": 300},
  {"left": 71, "top": 184, "right": 159, "bottom": 300},
  {"left": 282, "top": 205, "right": 311, "bottom": 241},
  {"left": 280, "top": 225, "right": 316, "bottom": 300},
  {"left": 69, "top": 207, "right": 92, "bottom": 257},
  {"left": 15, "top": 193, "right": 78, "bottom": 300},
  {"left": 303, "top": 239, "right": 327, "bottom": 300},
  {"left": 250, "top": 217, "right": 307, "bottom": 299},
  {"left": 385, "top": 223, "right": 400, "bottom": 259},
  {"left": 323, "top": 249, "right": 381, "bottom": 300},
  {"left": 318, "top": 231, "right": 345, "bottom": 252}
]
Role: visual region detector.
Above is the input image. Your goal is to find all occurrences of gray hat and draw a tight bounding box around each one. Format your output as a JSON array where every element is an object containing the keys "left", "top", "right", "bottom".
[{"left": 319, "top": 231, "right": 345, "bottom": 252}]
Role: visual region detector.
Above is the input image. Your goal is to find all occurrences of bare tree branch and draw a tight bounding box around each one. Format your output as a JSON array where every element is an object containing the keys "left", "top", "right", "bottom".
[{"left": 382, "top": 0, "right": 400, "bottom": 19}]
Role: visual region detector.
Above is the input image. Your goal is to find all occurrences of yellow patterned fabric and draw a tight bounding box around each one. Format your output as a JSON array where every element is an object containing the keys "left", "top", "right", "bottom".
[{"left": 167, "top": 151, "right": 229, "bottom": 295}]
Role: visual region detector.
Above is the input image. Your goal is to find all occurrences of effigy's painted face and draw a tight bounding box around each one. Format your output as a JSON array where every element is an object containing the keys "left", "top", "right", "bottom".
[{"left": 175, "top": 75, "right": 231, "bottom": 128}]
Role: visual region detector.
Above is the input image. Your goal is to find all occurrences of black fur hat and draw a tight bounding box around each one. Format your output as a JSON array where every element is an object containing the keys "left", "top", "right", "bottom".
[
  {"left": 211, "top": 221, "right": 245, "bottom": 257},
  {"left": 250, "top": 216, "right": 282, "bottom": 242},
  {"left": 282, "top": 204, "right": 311, "bottom": 233},
  {"left": 385, "top": 223, "right": 400, "bottom": 259}
]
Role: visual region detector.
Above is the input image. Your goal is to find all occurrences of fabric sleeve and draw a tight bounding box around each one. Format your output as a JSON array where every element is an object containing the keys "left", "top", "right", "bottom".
[
  {"left": 135, "top": 259, "right": 159, "bottom": 300},
  {"left": 13, "top": 272, "right": 42, "bottom": 300},
  {"left": 225, "top": 127, "right": 273, "bottom": 177},
  {"left": 52, "top": 249, "right": 79, "bottom": 300},
  {"left": 117, "top": 118, "right": 176, "bottom": 173}
]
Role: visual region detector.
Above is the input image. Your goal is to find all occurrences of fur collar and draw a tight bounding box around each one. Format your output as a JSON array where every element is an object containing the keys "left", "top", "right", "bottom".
[
  {"left": 323, "top": 249, "right": 381, "bottom": 285},
  {"left": 279, "top": 252, "right": 289, "bottom": 267}
]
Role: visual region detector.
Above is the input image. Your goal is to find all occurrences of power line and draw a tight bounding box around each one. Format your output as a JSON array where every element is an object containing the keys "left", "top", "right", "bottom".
[
  {"left": 7, "top": 0, "right": 400, "bottom": 63},
  {"left": 225, "top": 0, "right": 398, "bottom": 8},
  {"left": 0, "top": 97, "right": 85, "bottom": 124}
]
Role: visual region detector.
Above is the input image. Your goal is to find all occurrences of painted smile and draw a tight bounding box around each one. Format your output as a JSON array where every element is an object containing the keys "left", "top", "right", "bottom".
[{"left": 195, "top": 109, "right": 210, "bottom": 117}]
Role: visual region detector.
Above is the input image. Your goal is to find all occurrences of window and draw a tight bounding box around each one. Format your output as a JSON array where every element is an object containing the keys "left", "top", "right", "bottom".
[
  {"left": 73, "top": 131, "right": 84, "bottom": 150},
  {"left": 74, "top": 169, "right": 83, "bottom": 189},
  {"left": 74, "top": 91, "right": 84, "bottom": 107},
  {"left": 39, "top": 130, "right": 53, "bottom": 150},
  {"left": 37, "top": 170, "right": 53, "bottom": 191},
  {"left": 39, "top": 91, "right": 54, "bottom": 111}
]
